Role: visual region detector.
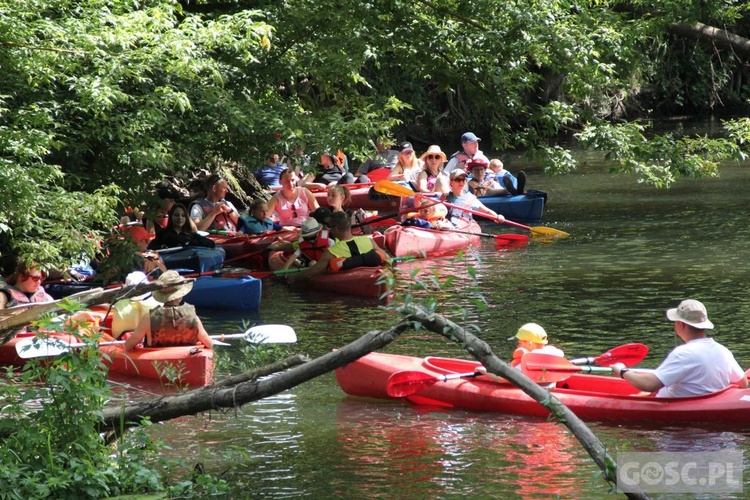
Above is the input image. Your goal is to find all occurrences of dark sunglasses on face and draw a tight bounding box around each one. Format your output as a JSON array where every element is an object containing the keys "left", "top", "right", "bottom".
[
  {"left": 426, "top": 155, "right": 442, "bottom": 160},
  {"left": 23, "top": 272, "right": 46, "bottom": 283},
  {"left": 452, "top": 177, "right": 467, "bottom": 183}
]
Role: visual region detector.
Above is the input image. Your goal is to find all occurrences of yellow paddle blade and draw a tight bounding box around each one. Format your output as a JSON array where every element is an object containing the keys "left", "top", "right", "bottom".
[
  {"left": 530, "top": 226, "right": 570, "bottom": 239},
  {"left": 374, "top": 180, "right": 416, "bottom": 197}
]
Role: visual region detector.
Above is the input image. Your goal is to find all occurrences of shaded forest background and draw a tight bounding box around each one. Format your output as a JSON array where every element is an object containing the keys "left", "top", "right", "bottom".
[{"left": 2, "top": 0, "right": 750, "bottom": 270}]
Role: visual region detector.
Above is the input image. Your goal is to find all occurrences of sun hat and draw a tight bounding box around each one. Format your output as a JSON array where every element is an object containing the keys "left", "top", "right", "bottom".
[
  {"left": 467, "top": 156, "right": 490, "bottom": 170},
  {"left": 419, "top": 145, "right": 447, "bottom": 163},
  {"left": 449, "top": 168, "right": 469, "bottom": 180},
  {"left": 666, "top": 299, "right": 714, "bottom": 329},
  {"left": 152, "top": 270, "right": 194, "bottom": 303},
  {"left": 300, "top": 218, "right": 323, "bottom": 238},
  {"left": 508, "top": 323, "right": 548, "bottom": 344},
  {"left": 125, "top": 271, "right": 151, "bottom": 300},
  {"left": 461, "top": 132, "right": 480, "bottom": 143}
]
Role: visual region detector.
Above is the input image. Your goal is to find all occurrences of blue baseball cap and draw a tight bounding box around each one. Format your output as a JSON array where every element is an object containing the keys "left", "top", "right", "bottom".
[{"left": 461, "top": 132, "right": 480, "bottom": 143}]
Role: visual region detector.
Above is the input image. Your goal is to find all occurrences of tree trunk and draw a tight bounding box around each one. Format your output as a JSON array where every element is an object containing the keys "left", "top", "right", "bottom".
[{"left": 668, "top": 22, "right": 750, "bottom": 59}]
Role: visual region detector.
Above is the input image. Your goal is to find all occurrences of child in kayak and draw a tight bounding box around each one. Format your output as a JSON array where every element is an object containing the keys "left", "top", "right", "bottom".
[
  {"left": 508, "top": 323, "right": 565, "bottom": 368},
  {"left": 267, "top": 218, "right": 334, "bottom": 270},
  {"left": 238, "top": 199, "right": 283, "bottom": 235},
  {"left": 286, "top": 211, "right": 389, "bottom": 281}
]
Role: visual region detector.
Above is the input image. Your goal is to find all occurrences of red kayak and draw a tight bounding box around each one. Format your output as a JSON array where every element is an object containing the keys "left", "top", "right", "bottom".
[
  {"left": 334, "top": 352, "right": 750, "bottom": 424},
  {"left": 383, "top": 219, "right": 482, "bottom": 257},
  {"left": 297, "top": 266, "right": 391, "bottom": 301},
  {"left": 3, "top": 330, "right": 214, "bottom": 387},
  {"left": 209, "top": 230, "right": 298, "bottom": 268}
]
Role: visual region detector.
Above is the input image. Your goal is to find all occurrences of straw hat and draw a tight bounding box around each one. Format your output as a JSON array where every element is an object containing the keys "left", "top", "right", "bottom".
[
  {"left": 152, "top": 270, "right": 194, "bottom": 303},
  {"left": 420, "top": 145, "right": 447, "bottom": 163}
]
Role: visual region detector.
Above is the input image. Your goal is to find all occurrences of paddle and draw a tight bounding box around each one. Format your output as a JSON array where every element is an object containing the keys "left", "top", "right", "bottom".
[
  {"left": 521, "top": 352, "right": 653, "bottom": 384},
  {"left": 15, "top": 324, "right": 298, "bottom": 358},
  {"left": 386, "top": 370, "right": 486, "bottom": 397},
  {"left": 570, "top": 343, "right": 648, "bottom": 367},
  {"left": 353, "top": 197, "right": 445, "bottom": 229},
  {"left": 373, "top": 180, "right": 570, "bottom": 239},
  {"left": 409, "top": 225, "right": 530, "bottom": 245}
]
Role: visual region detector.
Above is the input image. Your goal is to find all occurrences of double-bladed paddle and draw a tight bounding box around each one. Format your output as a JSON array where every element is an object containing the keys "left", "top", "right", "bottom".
[
  {"left": 373, "top": 180, "right": 570, "bottom": 239},
  {"left": 521, "top": 352, "right": 653, "bottom": 384},
  {"left": 385, "top": 343, "right": 649, "bottom": 397},
  {"left": 570, "top": 343, "right": 648, "bottom": 367},
  {"left": 15, "top": 324, "right": 298, "bottom": 359}
]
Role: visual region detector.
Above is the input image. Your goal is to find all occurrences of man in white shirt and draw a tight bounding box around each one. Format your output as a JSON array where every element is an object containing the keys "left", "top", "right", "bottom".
[
  {"left": 444, "top": 132, "right": 485, "bottom": 175},
  {"left": 612, "top": 299, "right": 748, "bottom": 397}
]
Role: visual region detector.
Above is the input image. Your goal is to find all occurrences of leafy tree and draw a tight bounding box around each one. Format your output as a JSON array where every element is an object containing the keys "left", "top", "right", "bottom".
[{"left": 2, "top": 0, "right": 750, "bottom": 268}]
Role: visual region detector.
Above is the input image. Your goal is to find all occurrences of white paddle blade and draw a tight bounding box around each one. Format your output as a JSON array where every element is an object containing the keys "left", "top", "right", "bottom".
[
  {"left": 245, "top": 324, "right": 297, "bottom": 344},
  {"left": 210, "top": 324, "right": 298, "bottom": 344},
  {"left": 15, "top": 338, "right": 73, "bottom": 359}
]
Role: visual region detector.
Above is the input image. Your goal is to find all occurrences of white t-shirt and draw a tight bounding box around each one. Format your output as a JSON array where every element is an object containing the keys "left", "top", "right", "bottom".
[{"left": 654, "top": 338, "right": 745, "bottom": 398}]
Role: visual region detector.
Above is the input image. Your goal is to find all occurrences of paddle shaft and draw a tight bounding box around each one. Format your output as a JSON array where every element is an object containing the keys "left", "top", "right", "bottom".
[{"left": 354, "top": 198, "right": 443, "bottom": 228}]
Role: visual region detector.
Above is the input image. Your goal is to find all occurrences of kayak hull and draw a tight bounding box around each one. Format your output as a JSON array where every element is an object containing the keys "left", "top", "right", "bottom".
[
  {"left": 160, "top": 246, "right": 226, "bottom": 274},
  {"left": 185, "top": 275, "right": 262, "bottom": 310},
  {"left": 383, "top": 219, "right": 482, "bottom": 257},
  {"left": 313, "top": 185, "right": 402, "bottom": 212},
  {"left": 477, "top": 194, "right": 545, "bottom": 222},
  {"left": 297, "top": 266, "right": 390, "bottom": 301},
  {"left": 334, "top": 352, "right": 750, "bottom": 424},
  {"left": 2, "top": 331, "right": 214, "bottom": 387}
]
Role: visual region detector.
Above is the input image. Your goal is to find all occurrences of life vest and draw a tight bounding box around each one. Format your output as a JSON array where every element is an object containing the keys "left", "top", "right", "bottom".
[
  {"left": 0, "top": 285, "right": 52, "bottom": 308},
  {"left": 148, "top": 303, "right": 201, "bottom": 347},
  {"left": 298, "top": 229, "right": 331, "bottom": 264},
  {"left": 192, "top": 199, "right": 237, "bottom": 232},
  {"left": 328, "top": 237, "right": 387, "bottom": 272}
]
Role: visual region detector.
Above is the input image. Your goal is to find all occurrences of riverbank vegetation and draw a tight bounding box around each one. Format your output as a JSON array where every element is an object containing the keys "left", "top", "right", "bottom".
[{"left": 3, "top": 0, "right": 750, "bottom": 269}]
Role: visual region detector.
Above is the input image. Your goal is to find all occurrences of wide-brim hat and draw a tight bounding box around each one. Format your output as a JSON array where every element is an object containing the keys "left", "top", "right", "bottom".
[
  {"left": 125, "top": 271, "right": 151, "bottom": 300},
  {"left": 666, "top": 299, "right": 714, "bottom": 329},
  {"left": 420, "top": 145, "right": 447, "bottom": 163},
  {"left": 152, "top": 270, "right": 193, "bottom": 303}
]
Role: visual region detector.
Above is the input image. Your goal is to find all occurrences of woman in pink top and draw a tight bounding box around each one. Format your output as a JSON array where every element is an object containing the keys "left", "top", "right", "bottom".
[{"left": 267, "top": 169, "right": 320, "bottom": 227}]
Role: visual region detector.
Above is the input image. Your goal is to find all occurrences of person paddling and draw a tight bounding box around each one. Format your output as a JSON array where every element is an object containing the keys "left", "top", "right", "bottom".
[{"left": 612, "top": 299, "right": 747, "bottom": 397}]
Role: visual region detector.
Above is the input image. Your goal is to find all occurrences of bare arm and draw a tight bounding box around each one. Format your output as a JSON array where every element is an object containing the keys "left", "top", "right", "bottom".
[
  {"left": 304, "top": 188, "right": 320, "bottom": 211},
  {"left": 194, "top": 317, "right": 213, "bottom": 349},
  {"left": 125, "top": 314, "right": 150, "bottom": 351},
  {"left": 416, "top": 171, "right": 429, "bottom": 192},
  {"left": 287, "top": 250, "right": 334, "bottom": 281},
  {"left": 612, "top": 363, "right": 665, "bottom": 392}
]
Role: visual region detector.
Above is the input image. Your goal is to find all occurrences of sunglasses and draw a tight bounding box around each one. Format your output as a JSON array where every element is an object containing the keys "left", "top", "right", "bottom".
[
  {"left": 425, "top": 155, "right": 442, "bottom": 160},
  {"left": 452, "top": 177, "right": 467, "bottom": 183},
  {"left": 23, "top": 272, "right": 46, "bottom": 283}
]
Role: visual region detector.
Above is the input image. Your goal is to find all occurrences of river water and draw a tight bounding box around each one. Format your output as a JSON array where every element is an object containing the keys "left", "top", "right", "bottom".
[{"left": 142, "top": 152, "right": 750, "bottom": 498}]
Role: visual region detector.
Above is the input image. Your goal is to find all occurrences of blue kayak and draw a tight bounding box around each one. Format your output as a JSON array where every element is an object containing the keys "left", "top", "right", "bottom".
[
  {"left": 478, "top": 193, "right": 545, "bottom": 222},
  {"left": 160, "top": 246, "right": 226, "bottom": 274},
  {"left": 185, "top": 275, "right": 262, "bottom": 311}
]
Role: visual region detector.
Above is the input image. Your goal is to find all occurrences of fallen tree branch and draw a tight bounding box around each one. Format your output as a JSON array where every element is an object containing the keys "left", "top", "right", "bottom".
[
  {"left": 398, "top": 304, "right": 650, "bottom": 500},
  {"left": 98, "top": 318, "right": 416, "bottom": 430}
]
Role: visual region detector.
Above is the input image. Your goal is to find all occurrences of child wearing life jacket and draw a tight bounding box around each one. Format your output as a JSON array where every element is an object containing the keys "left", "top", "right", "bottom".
[
  {"left": 286, "top": 212, "right": 390, "bottom": 282},
  {"left": 267, "top": 217, "right": 333, "bottom": 270},
  {"left": 509, "top": 323, "right": 565, "bottom": 368}
]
